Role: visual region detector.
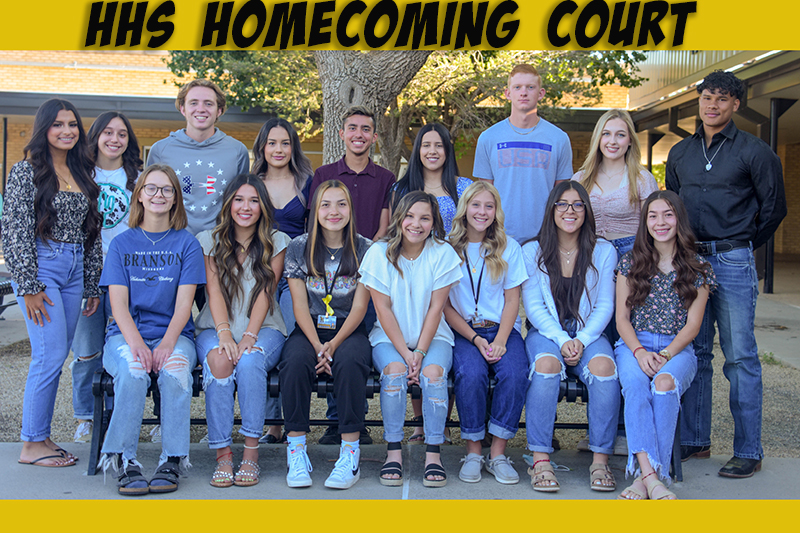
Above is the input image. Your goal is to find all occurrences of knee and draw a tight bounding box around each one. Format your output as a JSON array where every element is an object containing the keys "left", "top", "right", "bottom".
[
  {"left": 77, "top": 351, "right": 101, "bottom": 363},
  {"left": 534, "top": 355, "right": 561, "bottom": 375},
  {"left": 422, "top": 364, "right": 444, "bottom": 381},
  {"left": 588, "top": 355, "right": 616, "bottom": 378},
  {"left": 161, "top": 352, "right": 193, "bottom": 393},
  {"left": 115, "top": 344, "right": 148, "bottom": 382},
  {"left": 207, "top": 350, "right": 234, "bottom": 380},
  {"left": 381, "top": 363, "right": 407, "bottom": 395},
  {"left": 654, "top": 374, "right": 676, "bottom": 392}
]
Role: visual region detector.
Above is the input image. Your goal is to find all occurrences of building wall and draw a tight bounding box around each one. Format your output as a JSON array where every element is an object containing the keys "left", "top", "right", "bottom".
[{"left": 777, "top": 144, "right": 800, "bottom": 256}]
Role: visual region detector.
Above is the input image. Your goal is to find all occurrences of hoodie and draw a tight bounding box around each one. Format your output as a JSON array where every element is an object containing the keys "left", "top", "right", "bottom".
[{"left": 148, "top": 129, "right": 250, "bottom": 236}]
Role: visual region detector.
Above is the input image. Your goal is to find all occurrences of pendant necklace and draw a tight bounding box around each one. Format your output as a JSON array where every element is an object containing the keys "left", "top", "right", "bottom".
[
  {"left": 466, "top": 246, "right": 483, "bottom": 273},
  {"left": 55, "top": 171, "right": 72, "bottom": 191},
  {"left": 702, "top": 137, "right": 726, "bottom": 172},
  {"left": 237, "top": 237, "right": 253, "bottom": 254},
  {"left": 141, "top": 228, "right": 171, "bottom": 246},
  {"left": 325, "top": 246, "right": 341, "bottom": 261},
  {"left": 559, "top": 246, "right": 577, "bottom": 265}
]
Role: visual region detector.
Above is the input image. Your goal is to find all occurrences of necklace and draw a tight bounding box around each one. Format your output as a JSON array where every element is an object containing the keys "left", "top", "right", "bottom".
[
  {"left": 325, "top": 246, "right": 341, "bottom": 261},
  {"left": 466, "top": 246, "right": 483, "bottom": 273},
  {"left": 701, "top": 138, "right": 727, "bottom": 172},
  {"left": 507, "top": 117, "right": 540, "bottom": 136},
  {"left": 237, "top": 237, "right": 253, "bottom": 254},
  {"left": 402, "top": 250, "right": 422, "bottom": 263},
  {"left": 559, "top": 246, "right": 577, "bottom": 265},
  {"left": 141, "top": 228, "right": 171, "bottom": 246},
  {"left": 599, "top": 165, "right": 626, "bottom": 180},
  {"left": 55, "top": 171, "right": 72, "bottom": 191}
]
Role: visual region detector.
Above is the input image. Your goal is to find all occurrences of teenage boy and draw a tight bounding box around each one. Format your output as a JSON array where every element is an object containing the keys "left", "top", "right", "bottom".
[
  {"left": 148, "top": 79, "right": 250, "bottom": 236},
  {"left": 309, "top": 106, "right": 396, "bottom": 444},
  {"left": 473, "top": 64, "right": 574, "bottom": 244},
  {"left": 309, "top": 106, "right": 395, "bottom": 240},
  {"left": 666, "top": 70, "right": 786, "bottom": 478}
]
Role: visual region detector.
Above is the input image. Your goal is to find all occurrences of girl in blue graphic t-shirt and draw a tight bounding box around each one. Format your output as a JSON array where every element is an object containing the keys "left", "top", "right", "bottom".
[{"left": 98, "top": 164, "right": 205, "bottom": 496}]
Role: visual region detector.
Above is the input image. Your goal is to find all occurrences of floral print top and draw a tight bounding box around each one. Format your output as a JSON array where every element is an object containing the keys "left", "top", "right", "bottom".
[
  {"left": 616, "top": 251, "right": 717, "bottom": 336},
  {"left": 2, "top": 161, "right": 103, "bottom": 297}
]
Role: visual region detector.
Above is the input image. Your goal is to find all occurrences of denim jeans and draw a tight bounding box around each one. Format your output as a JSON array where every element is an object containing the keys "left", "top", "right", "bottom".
[
  {"left": 452, "top": 326, "right": 528, "bottom": 441},
  {"left": 608, "top": 235, "right": 636, "bottom": 435},
  {"left": 196, "top": 327, "right": 285, "bottom": 448},
  {"left": 101, "top": 334, "right": 197, "bottom": 463},
  {"left": 70, "top": 292, "right": 111, "bottom": 420},
  {"left": 14, "top": 239, "right": 84, "bottom": 441},
  {"left": 680, "top": 246, "right": 763, "bottom": 460},
  {"left": 525, "top": 330, "right": 620, "bottom": 454},
  {"left": 372, "top": 339, "right": 452, "bottom": 445},
  {"left": 609, "top": 235, "right": 636, "bottom": 258},
  {"left": 617, "top": 332, "right": 697, "bottom": 480}
]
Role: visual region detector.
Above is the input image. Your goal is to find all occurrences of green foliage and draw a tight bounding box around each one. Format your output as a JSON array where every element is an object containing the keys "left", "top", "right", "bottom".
[{"left": 651, "top": 163, "right": 666, "bottom": 189}]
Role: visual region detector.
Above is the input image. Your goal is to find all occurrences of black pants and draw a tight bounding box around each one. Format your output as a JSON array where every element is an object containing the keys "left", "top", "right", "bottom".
[{"left": 279, "top": 322, "right": 372, "bottom": 434}]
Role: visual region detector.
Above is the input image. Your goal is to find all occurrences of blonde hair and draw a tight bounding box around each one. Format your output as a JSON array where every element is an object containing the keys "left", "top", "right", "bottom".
[
  {"left": 128, "top": 164, "right": 187, "bottom": 230},
  {"left": 578, "top": 109, "right": 645, "bottom": 206},
  {"left": 448, "top": 181, "right": 508, "bottom": 283}
]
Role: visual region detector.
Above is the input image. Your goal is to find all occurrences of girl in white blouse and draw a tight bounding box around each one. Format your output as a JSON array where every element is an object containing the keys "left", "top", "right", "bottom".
[{"left": 359, "top": 191, "right": 461, "bottom": 488}]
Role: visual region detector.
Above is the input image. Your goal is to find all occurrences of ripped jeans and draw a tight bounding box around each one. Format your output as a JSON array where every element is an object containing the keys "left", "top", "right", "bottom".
[
  {"left": 101, "top": 334, "right": 197, "bottom": 464},
  {"left": 70, "top": 293, "right": 111, "bottom": 420},
  {"left": 616, "top": 332, "right": 697, "bottom": 480},
  {"left": 525, "top": 330, "right": 620, "bottom": 455},
  {"left": 372, "top": 340, "right": 452, "bottom": 445}
]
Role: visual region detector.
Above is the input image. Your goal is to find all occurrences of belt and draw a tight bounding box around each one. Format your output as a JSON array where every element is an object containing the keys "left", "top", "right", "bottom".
[
  {"left": 695, "top": 240, "right": 750, "bottom": 255},
  {"left": 474, "top": 320, "right": 500, "bottom": 329}
]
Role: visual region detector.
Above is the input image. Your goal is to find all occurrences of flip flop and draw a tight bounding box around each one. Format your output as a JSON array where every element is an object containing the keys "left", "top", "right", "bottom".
[
  {"left": 18, "top": 454, "right": 76, "bottom": 468},
  {"left": 54, "top": 447, "right": 78, "bottom": 462}
]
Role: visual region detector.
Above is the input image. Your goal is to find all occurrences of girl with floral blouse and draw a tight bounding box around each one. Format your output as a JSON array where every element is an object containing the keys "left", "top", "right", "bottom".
[{"left": 616, "top": 190, "right": 716, "bottom": 500}]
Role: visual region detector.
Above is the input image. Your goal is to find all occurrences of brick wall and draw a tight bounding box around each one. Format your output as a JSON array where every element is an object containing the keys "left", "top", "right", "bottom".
[{"left": 776, "top": 144, "right": 800, "bottom": 256}]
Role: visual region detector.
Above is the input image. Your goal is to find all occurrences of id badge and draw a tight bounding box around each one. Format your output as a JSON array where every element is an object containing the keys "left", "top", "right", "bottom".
[
  {"left": 471, "top": 315, "right": 486, "bottom": 328},
  {"left": 317, "top": 314, "right": 337, "bottom": 329}
]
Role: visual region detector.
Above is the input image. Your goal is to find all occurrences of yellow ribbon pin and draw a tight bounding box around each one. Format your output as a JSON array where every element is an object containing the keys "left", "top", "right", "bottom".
[{"left": 322, "top": 294, "right": 334, "bottom": 317}]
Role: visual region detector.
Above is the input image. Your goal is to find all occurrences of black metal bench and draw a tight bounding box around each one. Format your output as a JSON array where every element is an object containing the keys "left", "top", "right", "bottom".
[
  {"left": 0, "top": 275, "right": 17, "bottom": 318},
  {"left": 87, "top": 367, "right": 682, "bottom": 482}
]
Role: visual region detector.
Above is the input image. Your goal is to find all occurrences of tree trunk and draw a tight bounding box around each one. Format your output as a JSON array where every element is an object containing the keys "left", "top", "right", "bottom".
[{"left": 313, "top": 51, "right": 431, "bottom": 167}]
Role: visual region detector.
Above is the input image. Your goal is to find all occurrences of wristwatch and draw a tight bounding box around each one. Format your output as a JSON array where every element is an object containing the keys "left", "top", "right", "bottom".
[{"left": 658, "top": 348, "right": 672, "bottom": 361}]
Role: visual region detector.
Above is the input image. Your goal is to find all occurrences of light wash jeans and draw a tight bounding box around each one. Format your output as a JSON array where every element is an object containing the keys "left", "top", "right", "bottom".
[
  {"left": 101, "top": 333, "right": 197, "bottom": 463},
  {"left": 681, "top": 246, "right": 763, "bottom": 460},
  {"left": 525, "top": 330, "right": 620, "bottom": 454},
  {"left": 453, "top": 326, "right": 528, "bottom": 441},
  {"left": 196, "top": 327, "right": 285, "bottom": 448},
  {"left": 372, "top": 339, "right": 452, "bottom": 445},
  {"left": 70, "top": 292, "right": 111, "bottom": 419},
  {"left": 14, "top": 239, "right": 84, "bottom": 441},
  {"left": 617, "top": 332, "right": 697, "bottom": 480}
]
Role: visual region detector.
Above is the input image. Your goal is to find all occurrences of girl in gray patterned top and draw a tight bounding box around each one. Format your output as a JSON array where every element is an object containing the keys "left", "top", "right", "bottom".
[
  {"left": 278, "top": 180, "right": 372, "bottom": 490},
  {"left": 2, "top": 98, "right": 102, "bottom": 468}
]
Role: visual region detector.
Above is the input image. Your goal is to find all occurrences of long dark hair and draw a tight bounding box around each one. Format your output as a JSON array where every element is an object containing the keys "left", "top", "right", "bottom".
[
  {"left": 391, "top": 123, "right": 460, "bottom": 212},
  {"left": 384, "top": 190, "right": 445, "bottom": 277},
  {"left": 211, "top": 174, "right": 277, "bottom": 316},
  {"left": 533, "top": 181, "right": 597, "bottom": 329},
  {"left": 251, "top": 118, "right": 313, "bottom": 207},
  {"left": 87, "top": 111, "right": 142, "bottom": 192},
  {"left": 305, "top": 180, "right": 361, "bottom": 278},
  {"left": 25, "top": 99, "right": 100, "bottom": 248},
  {"left": 626, "top": 190, "right": 710, "bottom": 310}
]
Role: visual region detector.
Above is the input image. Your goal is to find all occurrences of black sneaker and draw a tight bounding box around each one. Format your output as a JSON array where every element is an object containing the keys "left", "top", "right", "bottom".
[
  {"left": 359, "top": 427, "right": 373, "bottom": 445},
  {"left": 318, "top": 425, "right": 340, "bottom": 445}
]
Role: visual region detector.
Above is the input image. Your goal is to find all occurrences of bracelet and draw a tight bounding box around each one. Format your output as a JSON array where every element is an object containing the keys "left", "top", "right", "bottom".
[
  {"left": 633, "top": 346, "right": 646, "bottom": 357},
  {"left": 217, "top": 327, "right": 232, "bottom": 336},
  {"left": 413, "top": 348, "right": 427, "bottom": 358},
  {"left": 471, "top": 333, "right": 480, "bottom": 345},
  {"left": 659, "top": 348, "right": 672, "bottom": 361},
  {"left": 242, "top": 331, "right": 259, "bottom": 342},
  {"left": 215, "top": 321, "right": 231, "bottom": 331}
]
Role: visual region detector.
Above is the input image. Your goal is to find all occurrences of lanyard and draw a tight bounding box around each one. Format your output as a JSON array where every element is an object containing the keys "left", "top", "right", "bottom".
[
  {"left": 321, "top": 260, "right": 342, "bottom": 317},
  {"left": 465, "top": 250, "right": 485, "bottom": 318}
]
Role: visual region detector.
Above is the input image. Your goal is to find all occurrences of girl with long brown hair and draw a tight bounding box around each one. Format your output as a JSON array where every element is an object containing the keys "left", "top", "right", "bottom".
[
  {"left": 616, "top": 190, "right": 716, "bottom": 500},
  {"left": 521, "top": 181, "right": 620, "bottom": 493}
]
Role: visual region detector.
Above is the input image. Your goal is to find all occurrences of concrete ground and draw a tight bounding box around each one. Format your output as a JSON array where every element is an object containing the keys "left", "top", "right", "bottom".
[{"left": 0, "top": 260, "right": 799, "bottom": 500}]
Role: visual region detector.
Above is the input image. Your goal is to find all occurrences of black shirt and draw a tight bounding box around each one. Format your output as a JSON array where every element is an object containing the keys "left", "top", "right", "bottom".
[{"left": 665, "top": 120, "right": 786, "bottom": 249}]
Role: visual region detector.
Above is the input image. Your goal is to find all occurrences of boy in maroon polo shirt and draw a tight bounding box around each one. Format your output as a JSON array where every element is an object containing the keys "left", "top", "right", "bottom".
[{"left": 309, "top": 106, "right": 395, "bottom": 240}]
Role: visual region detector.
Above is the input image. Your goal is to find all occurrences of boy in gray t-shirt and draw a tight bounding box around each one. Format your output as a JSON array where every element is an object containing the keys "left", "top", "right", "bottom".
[{"left": 473, "top": 64, "right": 573, "bottom": 244}]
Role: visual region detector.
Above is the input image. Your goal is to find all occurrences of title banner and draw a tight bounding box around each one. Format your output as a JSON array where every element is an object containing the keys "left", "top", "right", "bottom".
[{"left": 1, "top": 0, "right": 797, "bottom": 50}]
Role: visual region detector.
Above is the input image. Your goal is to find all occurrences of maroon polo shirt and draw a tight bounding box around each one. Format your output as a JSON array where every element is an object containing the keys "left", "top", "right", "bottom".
[{"left": 309, "top": 156, "right": 396, "bottom": 239}]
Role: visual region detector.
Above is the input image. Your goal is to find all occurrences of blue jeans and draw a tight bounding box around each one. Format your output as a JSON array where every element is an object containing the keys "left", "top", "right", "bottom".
[
  {"left": 453, "top": 326, "right": 528, "bottom": 441},
  {"left": 70, "top": 292, "right": 111, "bottom": 420},
  {"left": 196, "top": 327, "right": 285, "bottom": 448},
  {"left": 525, "top": 330, "right": 620, "bottom": 454},
  {"left": 608, "top": 235, "right": 636, "bottom": 435},
  {"left": 101, "top": 334, "right": 197, "bottom": 463},
  {"left": 680, "top": 246, "right": 762, "bottom": 460},
  {"left": 617, "top": 332, "right": 697, "bottom": 480},
  {"left": 14, "top": 239, "right": 84, "bottom": 441},
  {"left": 372, "top": 339, "right": 452, "bottom": 445}
]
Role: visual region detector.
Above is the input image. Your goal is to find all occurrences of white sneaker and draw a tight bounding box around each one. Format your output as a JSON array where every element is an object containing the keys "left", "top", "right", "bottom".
[
  {"left": 149, "top": 425, "right": 162, "bottom": 443},
  {"left": 458, "top": 453, "right": 484, "bottom": 483},
  {"left": 485, "top": 454, "right": 519, "bottom": 484},
  {"left": 324, "top": 446, "right": 361, "bottom": 489},
  {"left": 74, "top": 421, "right": 92, "bottom": 443},
  {"left": 286, "top": 445, "right": 313, "bottom": 487},
  {"left": 199, "top": 431, "right": 209, "bottom": 444}
]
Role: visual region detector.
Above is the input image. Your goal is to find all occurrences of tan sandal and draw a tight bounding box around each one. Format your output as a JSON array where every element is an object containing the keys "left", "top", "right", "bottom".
[
  {"left": 528, "top": 459, "right": 560, "bottom": 492},
  {"left": 618, "top": 476, "right": 647, "bottom": 500},
  {"left": 645, "top": 477, "right": 677, "bottom": 500},
  {"left": 589, "top": 463, "right": 616, "bottom": 492},
  {"left": 234, "top": 459, "right": 260, "bottom": 487},
  {"left": 210, "top": 459, "right": 234, "bottom": 488}
]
